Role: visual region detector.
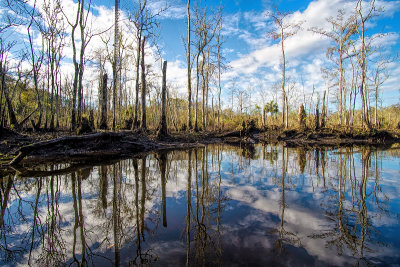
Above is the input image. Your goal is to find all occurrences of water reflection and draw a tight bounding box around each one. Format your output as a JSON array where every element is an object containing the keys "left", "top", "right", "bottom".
[{"left": 1, "top": 144, "right": 400, "bottom": 266}]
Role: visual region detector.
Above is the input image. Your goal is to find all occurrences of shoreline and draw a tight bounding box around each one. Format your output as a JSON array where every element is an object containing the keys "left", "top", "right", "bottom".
[{"left": 1, "top": 127, "right": 399, "bottom": 168}]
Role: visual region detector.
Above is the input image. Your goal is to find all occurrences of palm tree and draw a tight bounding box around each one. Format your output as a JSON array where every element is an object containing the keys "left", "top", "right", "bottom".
[{"left": 265, "top": 100, "right": 279, "bottom": 125}]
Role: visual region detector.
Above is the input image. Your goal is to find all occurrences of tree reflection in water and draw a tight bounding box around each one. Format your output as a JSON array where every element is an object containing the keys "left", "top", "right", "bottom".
[
  {"left": 0, "top": 144, "right": 399, "bottom": 266},
  {"left": 309, "top": 147, "right": 391, "bottom": 266},
  {"left": 270, "top": 145, "right": 300, "bottom": 255},
  {"left": 188, "top": 147, "right": 225, "bottom": 266}
]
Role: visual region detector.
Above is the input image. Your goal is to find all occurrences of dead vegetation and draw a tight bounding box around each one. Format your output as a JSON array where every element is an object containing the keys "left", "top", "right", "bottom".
[{"left": 0, "top": 124, "right": 399, "bottom": 169}]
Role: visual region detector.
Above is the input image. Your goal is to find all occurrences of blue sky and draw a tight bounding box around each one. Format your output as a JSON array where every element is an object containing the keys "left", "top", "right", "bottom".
[
  {"left": 127, "top": 0, "right": 400, "bottom": 111},
  {"left": 2, "top": 0, "right": 400, "bottom": 112}
]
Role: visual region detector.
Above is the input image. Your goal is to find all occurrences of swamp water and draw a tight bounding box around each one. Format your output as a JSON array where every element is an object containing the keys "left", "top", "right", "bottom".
[{"left": 1, "top": 144, "right": 400, "bottom": 266}]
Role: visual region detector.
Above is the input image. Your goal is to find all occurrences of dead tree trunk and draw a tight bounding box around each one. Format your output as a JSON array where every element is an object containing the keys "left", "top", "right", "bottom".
[
  {"left": 99, "top": 73, "right": 108, "bottom": 129},
  {"left": 186, "top": 0, "right": 192, "bottom": 130},
  {"left": 112, "top": 0, "right": 119, "bottom": 131},
  {"left": 158, "top": 61, "right": 168, "bottom": 138},
  {"left": 262, "top": 106, "right": 267, "bottom": 129},
  {"left": 298, "top": 104, "right": 306, "bottom": 130},
  {"left": 140, "top": 37, "right": 146, "bottom": 131},
  {"left": 315, "top": 93, "right": 320, "bottom": 131},
  {"left": 321, "top": 90, "right": 326, "bottom": 128},
  {"left": 132, "top": 37, "right": 141, "bottom": 130}
]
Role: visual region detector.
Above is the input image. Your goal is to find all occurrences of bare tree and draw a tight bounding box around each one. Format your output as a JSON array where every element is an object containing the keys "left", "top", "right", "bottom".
[
  {"left": 310, "top": 9, "right": 357, "bottom": 127},
  {"left": 140, "top": 37, "right": 147, "bottom": 130},
  {"left": 267, "top": 7, "right": 302, "bottom": 129},
  {"left": 60, "top": 0, "right": 110, "bottom": 131},
  {"left": 128, "top": 0, "right": 164, "bottom": 130},
  {"left": 186, "top": 0, "right": 192, "bottom": 130},
  {"left": 215, "top": 7, "right": 225, "bottom": 131},
  {"left": 371, "top": 54, "right": 390, "bottom": 128},
  {"left": 62, "top": 0, "right": 86, "bottom": 130},
  {"left": 112, "top": 0, "right": 119, "bottom": 131},
  {"left": 27, "top": 0, "right": 45, "bottom": 129},
  {"left": 355, "top": 0, "right": 379, "bottom": 131},
  {"left": 192, "top": 3, "right": 221, "bottom": 131},
  {"left": 0, "top": 40, "right": 19, "bottom": 129},
  {"left": 41, "top": 0, "right": 66, "bottom": 130},
  {"left": 0, "top": 0, "right": 26, "bottom": 33}
]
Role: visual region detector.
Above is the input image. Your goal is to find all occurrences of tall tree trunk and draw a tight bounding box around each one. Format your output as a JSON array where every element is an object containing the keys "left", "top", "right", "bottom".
[
  {"left": 201, "top": 51, "right": 206, "bottom": 130},
  {"left": 285, "top": 95, "right": 288, "bottom": 128},
  {"left": 99, "top": 73, "right": 108, "bottom": 129},
  {"left": 158, "top": 61, "right": 168, "bottom": 137},
  {"left": 0, "top": 65, "right": 4, "bottom": 131},
  {"left": 321, "top": 90, "right": 326, "bottom": 128},
  {"left": 315, "top": 93, "right": 320, "bottom": 131},
  {"left": 375, "top": 84, "right": 378, "bottom": 128},
  {"left": 205, "top": 48, "right": 210, "bottom": 129},
  {"left": 56, "top": 73, "right": 61, "bottom": 128},
  {"left": 27, "top": 2, "right": 43, "bottom": 130},
  {"left": 186, "top": 0, "right": 192, "bottom": 130},
  {"left": 132, "top": 36, "right": 141, "bottom": 130},
  {"left": 339, "top": 42, "right": 343, "bottom": 126},
  {"left": 0, "top": 68, "right": 19, "bottom": 129},
  {"left": 112, "top": 0, "right": 119, "bottom": 131},
  {"left": 49, "top": 41, "right": 56, "bottom": 130},
  {"left": 77, "top": 0, "right": 86, "bottom": 126},
  {"left": 217, "top": 52, "right": 222, "bottom": 131},
  {"left": 70, "top": 0, "right": 82, "bottom": 131},
  {"left": 281, "top": 33, "right": 286, "bottom": 128},
  {"left": 194, "top": 53, "right": 200, "bottom": 132},
  {"left": 358, "top": 2, "right": 371, "bottom": 131},
  {"left": 71, "top": 62, "right": 78, "bottom": 130},
  {"left": 140, "top": 37, "right": 147, "bottom": 130}
]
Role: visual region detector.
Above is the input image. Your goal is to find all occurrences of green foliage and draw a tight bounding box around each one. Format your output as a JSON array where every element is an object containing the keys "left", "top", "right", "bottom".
[{"left": 265, "top": 100, "right": 279, "bottom": 116}]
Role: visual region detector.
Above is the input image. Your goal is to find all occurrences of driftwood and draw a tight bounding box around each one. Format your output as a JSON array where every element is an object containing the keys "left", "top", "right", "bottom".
[
  {"left": 11, "top": 164, "right": 95, "bottom": 178},
  {"left": 8, "top": 132, "right": 147, "bottom": 165},
  {"left": 10, "top": 158, "right": 123, "bottom": 178},
  {"left": 217, "top": 130, "right": 242, "bottom": 138}
]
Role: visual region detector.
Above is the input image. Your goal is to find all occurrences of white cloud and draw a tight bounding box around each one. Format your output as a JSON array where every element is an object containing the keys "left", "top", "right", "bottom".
[
  {"left": 3, "top": 0, "right": 399, "bottom": 110},
  {"left": 222, "top": 0, "right": 400, "bottom": 109},
  {"left": 147, "top": 0, "right": 186, "bottom": 20}
]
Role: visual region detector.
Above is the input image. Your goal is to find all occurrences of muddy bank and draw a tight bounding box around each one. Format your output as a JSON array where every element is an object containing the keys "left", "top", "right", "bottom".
[
  {"left": 1, "top": 127, "right": 399, "bottom": 167},
  {"left": 0, "top": 130, "right": 208, "bottom": 166},
  {"left": 275, "top": 128, "right": 400, "bottom": 147}
]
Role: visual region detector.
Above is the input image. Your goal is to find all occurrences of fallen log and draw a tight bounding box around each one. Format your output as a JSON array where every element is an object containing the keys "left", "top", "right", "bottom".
[
  {"left": 216, "top": 130, "right": 242, "bottom": 138},
  {"left": 10, "top": 159, "right": 122, "bottom": 178},
  {"left": 8, "top": 132, "right": 145, "bottom": 165}
]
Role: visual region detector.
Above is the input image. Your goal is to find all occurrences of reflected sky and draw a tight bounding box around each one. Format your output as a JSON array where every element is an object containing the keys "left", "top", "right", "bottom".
[{"left": 1, "top": 144, "right": 400, "bottom": 266}]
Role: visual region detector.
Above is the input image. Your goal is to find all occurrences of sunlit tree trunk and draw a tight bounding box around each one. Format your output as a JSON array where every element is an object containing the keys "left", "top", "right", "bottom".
[
  {"left": 99, "top": 73, "right": 108, "bottom": 129},
  {"left": 140, "top": 37, "right": 147, "bottom": 130},
  {"left": 132, "top": 38, "right": 141, "bottom": 130},
  {"left": 201, "top": 51, "right": 206, "bottom": 130},
  {"left": 194, "top": 53, "right": 200, "bottom": 132},
  {"left": 186, "top": 0, "right": 192, "bottom": 130},
  {"left": 357, "top": 0, "right": 373, "bottom": 131},
  {"left": 281, "top": 28, "right": 286, "bottom": 128},
  {"left": 112, "top": 0, "right": 119, "bottom": 131}
]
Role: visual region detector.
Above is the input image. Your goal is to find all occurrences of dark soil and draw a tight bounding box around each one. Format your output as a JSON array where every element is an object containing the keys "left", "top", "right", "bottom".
[
  {"left": 275, "top": 128, "right": 400, "bottom": 147},
  {"left": 0, "top": 127, "right": 399, "bottom": 169}
]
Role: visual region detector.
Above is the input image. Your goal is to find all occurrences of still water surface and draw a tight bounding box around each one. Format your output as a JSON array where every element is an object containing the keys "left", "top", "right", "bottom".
[{"left": 1, "top": 144, "right": 400, "bottom": 266}]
